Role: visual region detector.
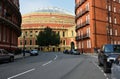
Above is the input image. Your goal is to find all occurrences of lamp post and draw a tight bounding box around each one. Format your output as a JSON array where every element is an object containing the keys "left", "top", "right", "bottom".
[{"left": 23, "top": 35, "right": 25, "bottom": 56}]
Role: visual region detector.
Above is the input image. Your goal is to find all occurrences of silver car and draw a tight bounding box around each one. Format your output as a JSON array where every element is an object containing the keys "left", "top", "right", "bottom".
[
  {"left": 0, "top": 49, "right": 14, "bottom": 62},
  {"left": 111, "top": 55, "right": 120, "bottom": 79},
  {"left": 30, "top": 49, "right": 39, "bottom": 56}
]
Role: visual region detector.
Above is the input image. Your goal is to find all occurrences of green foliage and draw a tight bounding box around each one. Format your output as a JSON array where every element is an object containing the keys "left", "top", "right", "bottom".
[{"left": 37, "top": 27, "right": 60, "bottom": 46}]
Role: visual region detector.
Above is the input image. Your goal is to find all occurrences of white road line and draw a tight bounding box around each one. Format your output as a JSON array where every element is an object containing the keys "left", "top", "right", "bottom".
[
  {"left": 54, "top": 55, "right": 58, "bottom": 60},
  {"left": 42, "top": 55, "right": 58, "bottom": 66},
  {"left": 7, "top": 68, "right": 35, "bottom": 79},
  {"left": 93, "top": 62, "right": 109, "bottom": 79},
  {"left": 42, "top": 60, "right": 53, "bottom": 66}
]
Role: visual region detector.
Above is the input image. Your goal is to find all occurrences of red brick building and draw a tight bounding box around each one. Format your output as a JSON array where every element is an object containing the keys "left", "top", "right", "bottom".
[
  {"left": 75, "top": 0, "right": 120, "bottom": 53},
  {"left": 0, "top": 0, "right": 21, "bottom": 51}
]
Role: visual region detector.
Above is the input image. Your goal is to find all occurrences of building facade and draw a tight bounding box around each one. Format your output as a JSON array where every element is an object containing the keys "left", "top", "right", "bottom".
[
  {"left": 0, "top": 0, "right": 21, "bottom": 51},
  {"left": 75, "top": 0, "right": 120, "bottom": 53},
  {"left": 18, "top": 7, "right": 76, "bottom": 52}
]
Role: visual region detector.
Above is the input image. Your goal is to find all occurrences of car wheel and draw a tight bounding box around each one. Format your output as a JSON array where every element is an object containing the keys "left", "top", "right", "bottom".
[
  {"left": 9, "top": 57, "right": 14, "bottom": 62},
  {"left": 98, "top": 59, "right": 102, "bottom": 66},
  {"left": 103, "top": 62, "right": 111, "bottom": 73}
]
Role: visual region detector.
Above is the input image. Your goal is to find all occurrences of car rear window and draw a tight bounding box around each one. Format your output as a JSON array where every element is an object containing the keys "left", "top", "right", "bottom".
[{"left": 104, "top": 45, "right": 120, "bottom": 53}]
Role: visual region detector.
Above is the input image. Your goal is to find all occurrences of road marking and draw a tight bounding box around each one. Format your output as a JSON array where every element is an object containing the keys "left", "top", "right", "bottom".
[
  {"left": 42, "top": 55, "right": 58, "bottom": 66},
  {"left": 54, "top": 55, "right": 58, "bottom": 60},
  {"left": 7, "top": 68, "right": 35, "bottom": 79},
  {"left": 93, "top": 62, "right": 109, "bottom": 79},
  {"left": 42, "top": 60, "right": 53, "bottom": 66}
]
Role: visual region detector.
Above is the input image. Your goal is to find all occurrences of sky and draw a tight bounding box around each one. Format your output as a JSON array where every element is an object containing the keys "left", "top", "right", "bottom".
[{"left": 20, "top": 0, "right": 75, "bottom": 15}]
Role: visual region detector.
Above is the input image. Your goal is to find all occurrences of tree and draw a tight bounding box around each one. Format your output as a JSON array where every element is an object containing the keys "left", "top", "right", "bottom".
[{"left": 37, "top": 27, "right": 60, "bottom": 47}]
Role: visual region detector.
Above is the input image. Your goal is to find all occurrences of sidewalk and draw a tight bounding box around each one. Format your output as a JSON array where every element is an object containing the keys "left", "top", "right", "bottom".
[
  {"left": 14, "top": 53, "right": 30, "bottom": 59},
  {"left": 83, "top": 53, "right": 98, "bottom": 56}
]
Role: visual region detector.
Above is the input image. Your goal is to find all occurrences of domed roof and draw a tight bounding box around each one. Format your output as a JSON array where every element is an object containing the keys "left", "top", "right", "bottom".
[{"left": 34, "top": 7, "right": 74, "bottom": 15}]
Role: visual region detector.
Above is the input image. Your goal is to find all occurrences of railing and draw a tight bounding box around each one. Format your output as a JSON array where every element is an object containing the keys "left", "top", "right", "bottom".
[
  {"left": 75, "top": 7, "right": 89, "bottom": 20},
  {"left": 76, "top": 33, "right": 90, "bottom": 41},
  {"left": 76, "top": 20, "right": 90, "bottom": 30},
  {"left": 75, "top": 0, "right": 87, "bottom": 12},
  {"left": 0, "top": 16, "right": 21, "bottom": 36}
]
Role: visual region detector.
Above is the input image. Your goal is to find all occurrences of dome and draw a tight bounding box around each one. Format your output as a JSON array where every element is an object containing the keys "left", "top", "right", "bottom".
[
  {"left": 34, "top": 7, "right": 74, "bottom": 15},
  {"left": 22, "top": 7, "right": 75, "bottom": 29}
]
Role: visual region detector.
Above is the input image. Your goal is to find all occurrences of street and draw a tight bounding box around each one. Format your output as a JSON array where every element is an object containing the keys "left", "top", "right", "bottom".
[{"left": 0, "top": 52, "right": 111, "bottom": 79}]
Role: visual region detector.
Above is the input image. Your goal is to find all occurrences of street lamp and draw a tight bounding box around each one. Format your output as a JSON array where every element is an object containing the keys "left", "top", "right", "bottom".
[{"left": 23, "top": 35, "right": 25, "bottom": 56}]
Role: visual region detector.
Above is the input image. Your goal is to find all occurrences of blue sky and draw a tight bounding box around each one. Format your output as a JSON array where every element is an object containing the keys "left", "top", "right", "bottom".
[{"left": 20, "top": 0, "right": 75, "bottom": 15}]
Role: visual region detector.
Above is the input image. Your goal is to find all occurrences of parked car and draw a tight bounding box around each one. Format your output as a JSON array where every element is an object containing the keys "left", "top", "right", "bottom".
[
  {"left": 111, "top": 55, "right": 120, "bottom": 79},
  {"left": 70, "top": 49, "right": 80, "bottom": 55},
  {"left": 30, "top": 49, "right": 39, "bottom": 56},
  {"left": 98, "top": 44, "right": 120, "bottom": 73},
  {"left": 63, "top": 49, "right": 69, "bottom": 54},
  {"left": 0, "top": 49, "right": 14, "bottom": 62}
]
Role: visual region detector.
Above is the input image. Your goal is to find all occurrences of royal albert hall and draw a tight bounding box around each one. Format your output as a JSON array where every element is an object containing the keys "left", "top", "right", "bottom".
[
  {"left": 0, "top": 0, "right": 21, "bottom": 51},
  {"left": 18, "top": 7, "right": 76, "bottom": 52}
]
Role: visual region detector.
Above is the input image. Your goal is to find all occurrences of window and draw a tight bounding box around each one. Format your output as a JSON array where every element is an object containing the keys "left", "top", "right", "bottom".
[
  {"left": 114, "top": 41, "right": 117, "bottom": 44},
  {"left": 114, "top": 7, "right": 116, "bottom": 12},
  {"left": 80, "top": 8, "right": 82, "bottom": 15},
  {"left": 81, "top": 31, "right": 83, "bottom": 38},
  {"left": 87, "top": 40, "right": 91, "bottom": 48},
  {"left": 80, "top": 19, "right": 82, "bottom": 26},
  {"left": 86, "top": 14, "right": 90, "bottom": 24},
  {"left": 86, "top": 2, "right": 90, "bottom": 11},
  {"left": 63, "top": 32, "right": 65, "bottom": 37},
  {"left": 110, "top": 29, "right": 112, "bottom": 35},
  {"left": 109, "top": 17, "right": 112, "bottom": 23},
  {"left": 63, "top": 40, "right": 66, "bottom": 45},
  {"left": 115, "top": 29, "right": 117, "bottom": 36},
  {"left": 78, "top": 42, "right": 81, "bottom": 48},
  {"left": 82, "top": 42, "right": 84, "bottom": 48},
  {"left": 119, "top": 0, "right": 120, "bottom": 3},
  {"left": 3, "top": 27, "right": 6, "bottom": 42},
  {"left": 108, "top": 5, "right": 111, "bottom": 11},
  {"left": 114, "top": 17, "right": 117, "bottom": 24},
  {"left": 30, "top": 31, "right": 32, "bottom": 35},
  {"left": 30, "top": 35, "right": 32, "bottom": 37},
  {"left": 30, "top": 40, "right": 32, "bottom": 45},
  {"left": 86, "top": 27, "right": 90, "bottom": 37},
  {"left": 20, "top": 40, "right": 22, "bottom": 45},
  {"left": 25, "top": 31, "right": 27, "bottom": 36},
  {"left": 71, "top": 31, "right": 74, "bottom": 36}
]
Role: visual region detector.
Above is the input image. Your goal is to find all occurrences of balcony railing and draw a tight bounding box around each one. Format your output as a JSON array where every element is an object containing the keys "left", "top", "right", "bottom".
[
  {"left": 76, "top": 33, "right": 90, "bottom": 41},
  {"left": 76, "top": 20, "right": 90, "bottom": 31},
  {"left": 0, "top": 16, "right": 21, "bottom": 36},
  {"left": 75, "top": 7, "right": 89, "bottom": 20},
  {"left": 4, "top": 0, "right": 21, "bottom": 23},
  {"left": 75, "top": 0, "right": 87, "bottom": 13}
]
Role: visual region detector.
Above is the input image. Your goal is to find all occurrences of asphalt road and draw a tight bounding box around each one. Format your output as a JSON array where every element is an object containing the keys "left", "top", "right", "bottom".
[{"left": 0, "top": 52, "right": 112, "bottom": 79}]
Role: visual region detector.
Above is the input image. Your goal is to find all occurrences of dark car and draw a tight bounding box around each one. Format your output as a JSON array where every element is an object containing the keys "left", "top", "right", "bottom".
[
  {"left": 98, "top": 44, "right": 120, "bottom": 73},
  {"left": 63, "top": 49, "right": 69, "bottom": 54},
  {"left": 0, "top": 49, "right": 14, "bottom": 62},
  {"left": 111, "top": 55, "right": 120, "bottom": 79}
]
